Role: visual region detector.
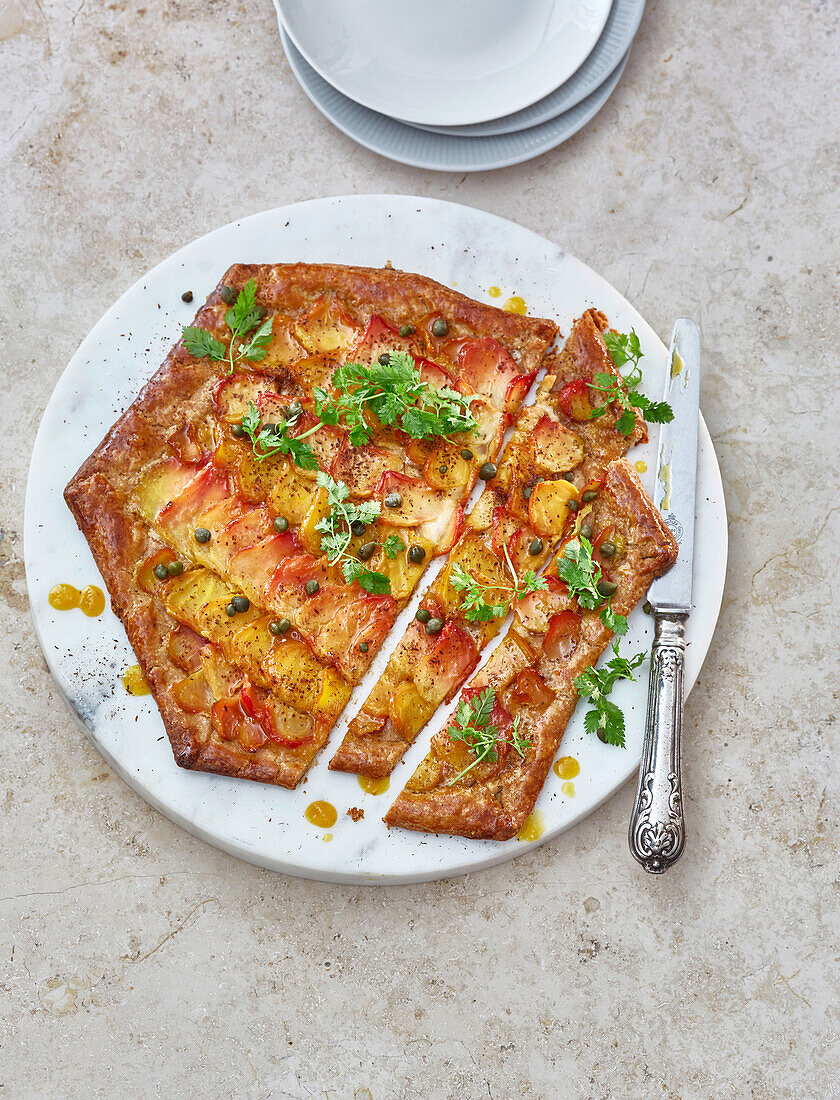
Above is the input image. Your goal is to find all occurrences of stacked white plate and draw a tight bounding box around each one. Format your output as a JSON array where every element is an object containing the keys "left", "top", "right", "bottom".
[{"left": 273, "top": 0, "right": 645, "bottom": 171}]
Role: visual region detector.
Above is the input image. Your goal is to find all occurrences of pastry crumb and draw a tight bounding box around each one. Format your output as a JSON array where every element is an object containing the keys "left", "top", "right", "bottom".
[{"left": 347, "top": 806, "right": 364, "bottom": 822}]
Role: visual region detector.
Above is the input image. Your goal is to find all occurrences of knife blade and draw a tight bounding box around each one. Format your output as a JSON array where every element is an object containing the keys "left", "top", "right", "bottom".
[
  {"left": 628, "top": 318, "right": 701, "bottom": 874},
  {"left": 648, "top": 318, "right": 701, "bottom": 613}
]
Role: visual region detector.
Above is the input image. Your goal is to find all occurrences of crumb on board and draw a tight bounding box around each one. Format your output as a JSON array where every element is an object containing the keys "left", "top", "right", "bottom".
[{"left": 347, "top": 807, "right": 364, "bottom": 822}]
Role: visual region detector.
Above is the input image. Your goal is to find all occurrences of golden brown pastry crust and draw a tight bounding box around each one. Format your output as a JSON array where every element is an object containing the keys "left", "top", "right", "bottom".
[
  {"left": 65, "top": 263, "right": 558, "bottom": 788},
  {"left": 384, "top": 459, "right": 678, "bottom": 840}
]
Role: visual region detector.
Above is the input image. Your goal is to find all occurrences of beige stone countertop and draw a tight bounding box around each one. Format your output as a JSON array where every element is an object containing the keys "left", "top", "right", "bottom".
[{"left": 2, "top": 0, "right": 838, "bottom": 1096}]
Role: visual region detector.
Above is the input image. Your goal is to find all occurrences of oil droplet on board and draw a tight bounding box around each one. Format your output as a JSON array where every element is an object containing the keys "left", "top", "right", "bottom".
[
  {"left": 503, "top": 295, "right": 527, "bottom": 315},
  {"left": 635, "top": 460, "right": 648, "bottom": 473},
  {"left": 488, "top": 286, "right": 502, "bottom": 298},
  {"left": 49, "top": 583, "right": 80, "bottom": 610},
  {"left": 322, "top": 833, "right": 333, "bottom": 842},
  {"left": 122, "top": 664, "right": 150, "bottom": 696},
  {"left": 561, "top": 781, "right": 575, "bottom": 797},
  {"left": 553, "top": 756, "right": 580, "bottom": 780},
  {"left": 49, "top": 583, "right": 105, "bottom": 616},
  {"left": 660, "top": 462, "right": 672, "bottom": 511},
  {"left": 358, "top": 775, "right": 390, "bottom": 795},
  {"left": 516, "top": 811, "right": 544, "bottom": 842},
  {"left": 305, "top": 800, "right": 337, "bottom": 829},
  {"left": 671, "top": 350, "right": 684, "bottom": 378},
  {"left": 79, "top": 585, "right": 105, "bottom": 617}
]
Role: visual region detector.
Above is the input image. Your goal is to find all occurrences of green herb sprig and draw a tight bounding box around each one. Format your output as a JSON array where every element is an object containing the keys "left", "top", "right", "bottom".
[
  {"left": 574, "top": 643, "right": 646, "bottom": 747},
  {"left": 555, "top": 536, "right": 628, "bottom": 636},
  {"left": 588, "top": 329, "right": 674, "bottom": 436},
  {"left": 314, "top": 350, "right": 479, "bottom": 447},
  {"left": 449, "top": 550, "right": 548, "bottom": 624},
  {"left": 447, "top": 687, "right": 531, "bottom": 786},
  {"left": 182, "top": 278, "right": 274, "bottom": 376},
  {"left": 314, "top": 472, "right": 403, "bottom": 595},
  {"left": 240, "top": 402, "right": 319, "bottom": 470}
]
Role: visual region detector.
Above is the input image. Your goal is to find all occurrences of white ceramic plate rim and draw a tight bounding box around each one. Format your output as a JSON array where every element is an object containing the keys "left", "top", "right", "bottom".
[
  {"left": 411, "top": 0, "right": 646, "bottom": 137},
  {"left": 24, "top": 196, "right": 727, "bottom": 884},
  {"left": 278, "top": 19, "right": 629, "bottom": 174},
  {"left": 277, "top": 0, "right": 612, "bottom": 127}
]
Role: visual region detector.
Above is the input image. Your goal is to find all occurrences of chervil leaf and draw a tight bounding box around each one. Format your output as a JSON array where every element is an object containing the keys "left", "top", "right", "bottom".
[
  {"left": 588, "top": 328, "right": 674, "bottom": 431},
  {"left": 341, "top": 558, "right": 391, "bottom": 594},
  {"left": 447, "top": 688, "right": 531, "bottom": 786},
  {"left": 239, "top": 316, "right": 274, "bottom": 362},
  {"left": 600, "top": 605, "right": 628, "bottom": 636},
  {"left": 382, "top": 534, "right": 406, "bottom": 559},
  {"left": 182, "top": 326, "right": 227, "bottom": 361},
  {"left": 574, "top": 642, "right": 645, "bottom": 749}
]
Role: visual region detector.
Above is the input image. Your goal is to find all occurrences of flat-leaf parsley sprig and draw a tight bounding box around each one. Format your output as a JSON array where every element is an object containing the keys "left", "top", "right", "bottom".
[
  {"left": 575, "top": 643, "right": 646, "bottom": 747},
  {"left": 314, "top": 350, "right": 479, "bottom": 447},
  {"left": 449, "top": 543, "right": 547, "bottom": 622},
  {"left": 240, "top": 401, "right": 319, "bottom": 470},
  {"left": 447, "top": 687, "right": 531, "bottom": 785},
  {"left": 182, "top": 278, "right": 274, "bottom": 376},
  {"left": 314, "top": 472, "right": 404, "bottom": 595},
  {"left": 587, "top": 329, "right": 674, "bottom": 436},
  {"left": 555, "top": 535, "right": 627, "bottom": 636}
]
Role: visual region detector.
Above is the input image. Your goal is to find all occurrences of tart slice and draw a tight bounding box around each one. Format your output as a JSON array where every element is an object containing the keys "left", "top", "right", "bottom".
[
  {"left": 65, "top": 263, "right": 558, "bottom": 787},
  {"left": 330, "top": 309, "right": 648, "bottom": 778},
  {"left": 383, "top": 459, "right": 677, "bottom": 840}
]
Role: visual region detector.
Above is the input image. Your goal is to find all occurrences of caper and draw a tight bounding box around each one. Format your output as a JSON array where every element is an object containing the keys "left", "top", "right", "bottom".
[
  {"left": 194, "top": 527, "right": 211, "bottom": 543},
  {"left": 425, "top": 617, "right": 444, "bottom": 635},
  {"left": 398, "top": 324, "right": 415, "bottom": 337},
  {"left": 359, "top": 642, "right": 369, "bottom": 653},
  {"left": 460, "top": 448, "right": 473, "bottom": 461},
  {"left": 305, "top": 579, "right": 320, "bottom": 596},
  {"left": 351, "top": 520, "right": 367, "bottom": 537},
  {"left": 529, "top": 538, "right": 544, "bottom": 556},
  {"left": 479, "top": 462, "right": 497, "bottom": 480},
  {"left": 225, "top": 603, "right": 236, "bottom": 617},
  {"left": 408, "top": 545, "right": 426, "bottom": 565},
  {"left": 153, "top": 563, "right": 170, "bottom": 581},
  {"left": 278, "top": 618, "right": 292, "bottom": 634},
  {"left": 378, "top": 352, "right": 391, "bottom": 366},
  {"left": 288, "top": 401, "right": 303, "bottom": 418},
  {"left": 523, "top": 486, "right": 533, "bottom": 501},
  {"left": 439, "top": 465, "right": 448, "bottom": 475},
  {"left": 273, "top": 516, "right": 289, "bottom": 533},
  {"left": 415, "top": 608, "right": 431, "bottom": 623},
  {"left": 597, "top": 727, "right": 608, "bottom": 744},
  {"left": 181, "top": 290, "right": 193, "bottom": 303},
  {"left": 643, "top": 601, "right": 652, "bottom": 615},
  {"left": 263, "top": 423, "right": 277, "bottom": 435},
  {"left": 581, "top": 489, "right": 598, "bottom": 503},
  {"left": 219, "top": 284, "right": 237, "bottom": 305},
  {"left": 599, "top": 541, "right": 616, "bottom": 558},
  {"left": 231, "top": 423, "right": 247, "bottom": 439},
  {"left": 563, "top": 472, "right": 576, "bottom": 483},
  {"left": 279, "top": 405, "right": 292, "bottom": 420},
  {"left": 167, "top": 560, "right": 184, "bottom": 577},
  {"left": 566, "top": 499, "right": 579, "bottom": 512},
  {"left": 254, "top": 304, "right": 267, "bottom": 320},
  {"left": 385, "top": 492, "right": 402, "bottom": 509},
  {"left": 579, "top": 522, "right": 593, "bottom": 541},
  {"left": 358, "top": 542, "right": 377, "bottom": 561},
  {"left": 597, "top": 580, "right": 618, "bottom": 598},
  {"left": 431, "top": 319, "right": 449, "bottom": 338},
  {"left": 232, "top": 595, "right": 250, "bottom": 613},
  {"left": 269, "top": 619, "right": 283, "bottom": 636}
]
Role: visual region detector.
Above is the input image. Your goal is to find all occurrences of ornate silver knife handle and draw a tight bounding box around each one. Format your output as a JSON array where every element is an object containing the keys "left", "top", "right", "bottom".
[{"left": 628, "top": 612, "right": 687, "bottom": 873}]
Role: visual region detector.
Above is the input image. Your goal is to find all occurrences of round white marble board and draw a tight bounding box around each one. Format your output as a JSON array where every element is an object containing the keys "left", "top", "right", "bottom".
[{"left": 24, "top": 196, "right": 727, "bottom": 884}]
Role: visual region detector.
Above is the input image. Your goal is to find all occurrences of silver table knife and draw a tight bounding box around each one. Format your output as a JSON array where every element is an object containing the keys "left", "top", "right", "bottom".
[{"left": 628, "top": 318, "right": 701, "bottom": 874}]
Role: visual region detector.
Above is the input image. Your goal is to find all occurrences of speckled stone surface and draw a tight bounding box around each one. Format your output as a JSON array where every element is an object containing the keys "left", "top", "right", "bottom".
[{"left": 1, "top": 0, "right": 838, "bottom": 1096}]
